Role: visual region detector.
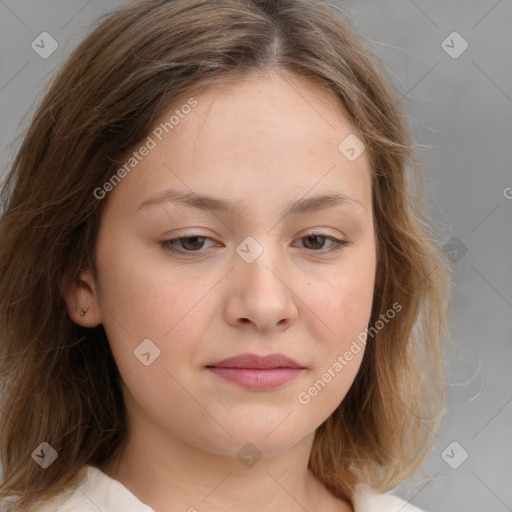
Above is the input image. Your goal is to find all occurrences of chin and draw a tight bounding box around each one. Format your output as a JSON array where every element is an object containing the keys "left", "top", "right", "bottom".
[{"left": 189, "top": 419, "right": 315, "bottom": 460}]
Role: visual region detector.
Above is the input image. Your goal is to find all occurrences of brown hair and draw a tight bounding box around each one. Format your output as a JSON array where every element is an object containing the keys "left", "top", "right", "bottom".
[{"left": 0, "top": 0, "right": 452, "bottom": 508}]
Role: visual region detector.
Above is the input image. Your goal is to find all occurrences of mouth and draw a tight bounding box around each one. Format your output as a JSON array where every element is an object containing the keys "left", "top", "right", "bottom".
[{"left": 206, "top": 353, "right": 305, "bottom": 390}]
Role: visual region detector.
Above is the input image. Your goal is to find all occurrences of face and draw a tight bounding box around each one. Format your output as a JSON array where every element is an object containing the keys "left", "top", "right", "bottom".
[{"left": 69, "top": 69, "right": 376, "bottom": 458}]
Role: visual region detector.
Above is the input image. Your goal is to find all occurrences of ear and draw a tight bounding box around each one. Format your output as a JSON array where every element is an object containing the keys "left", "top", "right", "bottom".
[{"left": 60, "top": 270, "right": 102, "bottom": 328}]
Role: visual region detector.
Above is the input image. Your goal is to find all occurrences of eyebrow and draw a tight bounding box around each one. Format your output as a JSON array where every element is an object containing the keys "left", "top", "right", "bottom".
[{"left": 136, "top": 188, "right": 365, "bottom": 216}]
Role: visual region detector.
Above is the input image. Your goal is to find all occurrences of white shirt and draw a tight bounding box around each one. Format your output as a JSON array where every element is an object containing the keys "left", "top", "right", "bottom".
[{"left": 21, "top": 465, "right": 425, "bottom": 512}]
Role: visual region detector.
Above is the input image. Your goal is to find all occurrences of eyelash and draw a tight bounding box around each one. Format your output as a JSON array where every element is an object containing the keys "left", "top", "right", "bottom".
[{"left": 160, "top": 234, "right": 351, "bottom": 256}]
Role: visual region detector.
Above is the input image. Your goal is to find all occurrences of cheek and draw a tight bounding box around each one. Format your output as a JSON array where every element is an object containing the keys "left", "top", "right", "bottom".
[
  {"left": 95, "top": 243, "right": 215, "bottom": 380},
  {"left": 336, "top": 269, "right": 375, "bottom": 334},
  {"left": 308, "top": 250, "right": 376, "bottom": 345},
  {"left": 297, "top": 273, "right": 373, "bottom": 414},
  {"left": 314, "top": 274, "right": 372, "bottom": 371},
  {"left": 298, "top": 246, "right": 375, "bottom": 407}
]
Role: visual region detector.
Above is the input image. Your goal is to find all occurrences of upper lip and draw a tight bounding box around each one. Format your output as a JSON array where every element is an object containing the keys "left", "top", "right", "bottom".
[{"left": 207, "top": 353, "right": 304, "bottom": 369}]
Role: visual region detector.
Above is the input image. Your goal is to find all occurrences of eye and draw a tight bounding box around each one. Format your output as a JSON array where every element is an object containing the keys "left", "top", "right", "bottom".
[
  {"left": 160, "top": 233, "right": 351, "bottom": 256},
  {"left": 160, "top": 236, "right": 216, "bottom": 254},
  {"left": 294, "top": 234, "right": 350, "bottom": 253}
]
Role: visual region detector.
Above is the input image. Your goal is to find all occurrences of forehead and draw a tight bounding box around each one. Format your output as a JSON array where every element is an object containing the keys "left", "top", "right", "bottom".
[
  {"left": 176, "top": 69, "right": 359, "bottom": 150},
  {"left": 105, "top": 69, "right": 372, "bottom": 217}
]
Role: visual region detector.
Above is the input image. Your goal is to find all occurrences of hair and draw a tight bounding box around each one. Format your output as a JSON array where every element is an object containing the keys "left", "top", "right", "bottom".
[{"left": 0, "top": 0, "right": 452, "bottom": 509}]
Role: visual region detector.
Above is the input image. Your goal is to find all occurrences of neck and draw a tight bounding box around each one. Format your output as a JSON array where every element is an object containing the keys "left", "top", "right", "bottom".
[{"left": 101, "top": 416, "right": 350, "bottom": 512}]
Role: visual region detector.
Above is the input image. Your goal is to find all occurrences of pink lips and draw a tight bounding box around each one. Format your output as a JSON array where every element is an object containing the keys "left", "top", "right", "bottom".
[{"left": 206, "top": 353, "right": 305, "bottom": 390}]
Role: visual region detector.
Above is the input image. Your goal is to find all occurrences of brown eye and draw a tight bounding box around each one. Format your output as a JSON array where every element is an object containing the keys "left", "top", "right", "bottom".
[
  {"left": 161, "top": 236, "right": 214, "bottom": 254},
  {"left": 296, "top": 234, "right": 349, "bottom": 253},
  {"left": 302, "top": 235, "right": 327, "bottom": 250},
  {"left": 178, "top": 236, "right": 206, "bottom": 251}
]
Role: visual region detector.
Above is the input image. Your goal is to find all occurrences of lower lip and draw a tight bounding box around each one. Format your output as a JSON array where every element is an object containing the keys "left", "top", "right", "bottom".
[{"left": 207, "top": 367, "right": 303, "bottom": 390}]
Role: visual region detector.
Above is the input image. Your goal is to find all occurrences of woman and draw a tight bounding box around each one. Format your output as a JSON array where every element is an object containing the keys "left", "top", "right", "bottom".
[{"left": 0, "top": 0, "right": 452, "bottom": 510}]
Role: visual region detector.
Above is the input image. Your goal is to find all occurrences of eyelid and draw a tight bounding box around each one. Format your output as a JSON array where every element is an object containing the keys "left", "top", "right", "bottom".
[{"left": 160, "top": 231, "right": 351, "bottom": 256}]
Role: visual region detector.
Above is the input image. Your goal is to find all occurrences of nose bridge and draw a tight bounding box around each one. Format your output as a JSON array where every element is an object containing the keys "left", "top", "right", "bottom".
[
  {"left": 235, "top": 234, "right": 285, "bottom": 294},
  {"left": 229, "top": 234, "right": 297, "bottom": 329}
]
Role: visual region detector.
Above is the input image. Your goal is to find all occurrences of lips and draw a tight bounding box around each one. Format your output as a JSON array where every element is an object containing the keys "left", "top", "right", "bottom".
[
  {"left": 207, "top": 353, "right": 304, "bottom": 369},
  {"left": 206, "top": 353, "right": 305, "bottom": 390}
]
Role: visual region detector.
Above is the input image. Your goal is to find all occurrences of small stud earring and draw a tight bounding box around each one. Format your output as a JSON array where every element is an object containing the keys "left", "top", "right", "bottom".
[{"left": 80, "top": 306, "right": 89, "bottom": 316}]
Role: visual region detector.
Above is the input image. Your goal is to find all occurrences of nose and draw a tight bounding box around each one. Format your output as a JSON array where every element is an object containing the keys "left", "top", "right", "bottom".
[{"left": 223, "top": 240, "right": 299, "bottom": 333}]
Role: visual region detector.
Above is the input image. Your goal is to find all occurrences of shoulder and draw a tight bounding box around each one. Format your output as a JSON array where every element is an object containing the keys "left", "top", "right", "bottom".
[
  {"left": 352, "top": 483, "right": 427, "bottom": 512},
  {"left": 19, "top": 465, "right": 154, "bottom": 512}
]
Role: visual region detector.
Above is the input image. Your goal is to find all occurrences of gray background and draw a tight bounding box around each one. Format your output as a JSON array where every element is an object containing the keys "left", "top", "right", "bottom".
[{"left": 1, "top": 1, "right": 511, "bottom": 511}]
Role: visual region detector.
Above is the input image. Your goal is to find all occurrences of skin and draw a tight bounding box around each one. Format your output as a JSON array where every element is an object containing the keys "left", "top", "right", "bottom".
[{"left": 63, "top": 68, "right": 377, "bottom": 512}]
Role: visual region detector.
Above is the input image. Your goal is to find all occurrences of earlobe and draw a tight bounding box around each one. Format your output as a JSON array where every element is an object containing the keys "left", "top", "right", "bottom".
[{"left": 60, "top": 270, "right": 102, "bottom": 328}]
